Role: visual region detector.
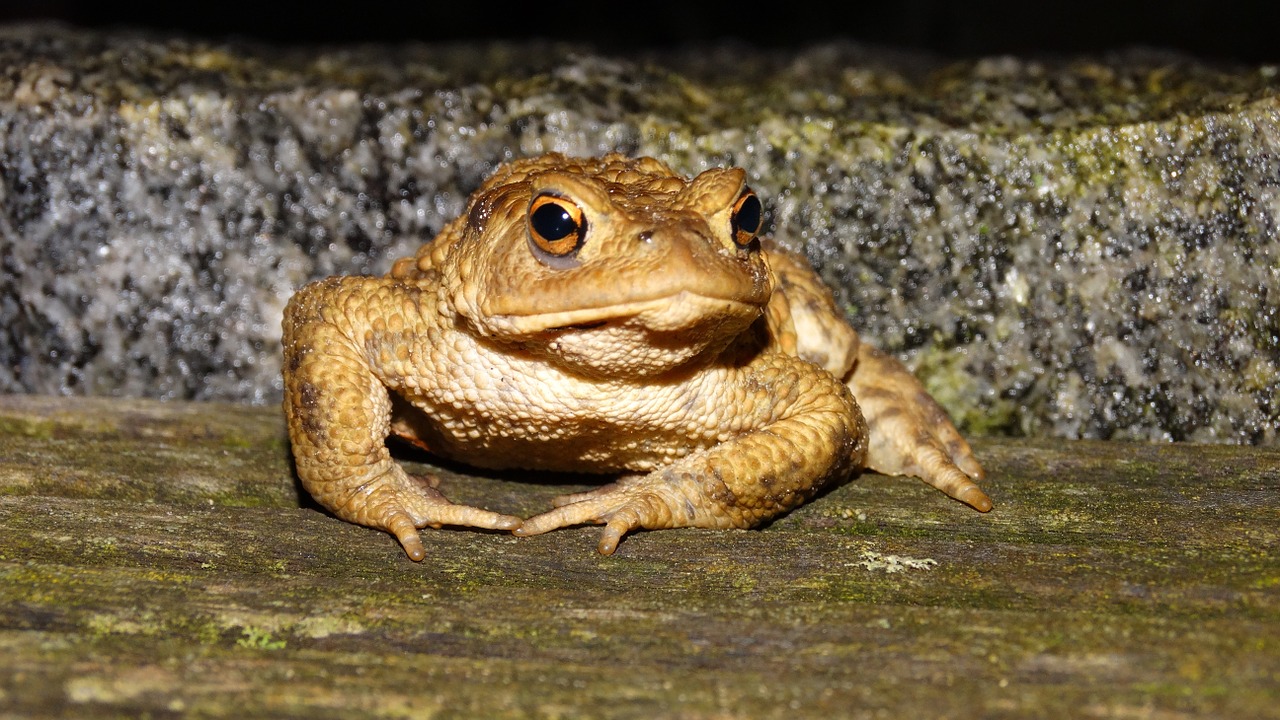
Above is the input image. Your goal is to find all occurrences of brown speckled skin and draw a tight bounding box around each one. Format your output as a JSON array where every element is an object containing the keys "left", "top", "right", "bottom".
[{"left": 282, "top": 153, "right": 990, "bottom": 559}]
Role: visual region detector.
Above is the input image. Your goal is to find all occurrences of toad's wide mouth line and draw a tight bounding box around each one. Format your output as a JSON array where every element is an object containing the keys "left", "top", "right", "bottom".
[
  {"left": 493, "top": 292, "right": 765, "bottom": 334},
  {"left": 548, "top": 320, "right": 609, "bottom": 332}
]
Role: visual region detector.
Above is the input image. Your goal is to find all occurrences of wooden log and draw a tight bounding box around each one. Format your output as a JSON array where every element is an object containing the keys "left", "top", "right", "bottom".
[{"left": 1, "top": 394, "right": 1277, "bottom": 718}]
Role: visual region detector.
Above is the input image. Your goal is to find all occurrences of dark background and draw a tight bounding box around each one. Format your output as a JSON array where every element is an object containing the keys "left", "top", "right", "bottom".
[{"left": 1, "top": 1, "right": 1277, "bottom": 62}]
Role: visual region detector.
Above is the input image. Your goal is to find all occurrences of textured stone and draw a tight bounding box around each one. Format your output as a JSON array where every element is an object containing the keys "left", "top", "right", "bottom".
[
  {"left": 1, "top": 25, "right": 1277, "bottom": 441},
  {"left": 2, "top": 394, "right": 1279, "bottom": 718}
]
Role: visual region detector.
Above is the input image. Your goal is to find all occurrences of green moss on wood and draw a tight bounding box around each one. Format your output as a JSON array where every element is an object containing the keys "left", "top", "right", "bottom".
[{"left": 1, "top": 396, "right": 1278, "bottom": 717}]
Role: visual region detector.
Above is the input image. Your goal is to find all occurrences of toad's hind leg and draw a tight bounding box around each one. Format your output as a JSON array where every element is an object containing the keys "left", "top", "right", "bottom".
[
  {"left": 850, "top": 345, "right": 991, "bottom": 512},
  {"left": 762, "top": 241, "right": 990, "bottom": 512}
]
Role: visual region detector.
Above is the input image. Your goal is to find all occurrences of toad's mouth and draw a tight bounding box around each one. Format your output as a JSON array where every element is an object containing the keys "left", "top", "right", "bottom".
[
  {"left": 548, "top": 320, "right": 608, "bottom": 332},
  {"left": 490, "top": 292, "right": 765, "bottom": 336}
]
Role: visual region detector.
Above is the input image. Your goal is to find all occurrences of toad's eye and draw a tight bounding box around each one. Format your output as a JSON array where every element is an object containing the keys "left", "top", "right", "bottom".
[
  {"left": 528, "top": 193, "right": 587, "bottom": 262},
  {"left": 730, "top": 189, "right": 763, "bottom": 248}
]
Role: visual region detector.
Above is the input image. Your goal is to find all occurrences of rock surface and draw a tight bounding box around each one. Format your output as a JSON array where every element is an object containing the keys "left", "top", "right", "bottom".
[
  {"left": 1, "top": 394, "right": 1278, "bottom": 718},
  {"left": 1, "top": 24, "right": 1277, "bottom": 441}
]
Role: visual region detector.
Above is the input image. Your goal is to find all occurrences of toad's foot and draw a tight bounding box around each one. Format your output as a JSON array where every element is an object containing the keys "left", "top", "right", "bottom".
[
  {"left": 851, "top": 348, "right": 992, "bottom": 512},
  {"left": 866, "top": 412, "right": 992, "bottom": 512},
  {"left": 514, "top": 474, "right": 733, "bottom": 555},
  {"left": 345, "top": 472, "right": 523, "bottom": 561}
]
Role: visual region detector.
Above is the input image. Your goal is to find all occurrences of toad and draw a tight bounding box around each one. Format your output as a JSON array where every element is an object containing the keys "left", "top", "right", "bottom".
[{"left": 282, "top": 153, "right": 991, "bottom": 559}]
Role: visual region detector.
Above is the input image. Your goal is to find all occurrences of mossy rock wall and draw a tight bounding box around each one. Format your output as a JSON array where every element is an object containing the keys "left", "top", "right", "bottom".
[{"left": 1, "top": 26, "right": 1278, "bottom": 442}]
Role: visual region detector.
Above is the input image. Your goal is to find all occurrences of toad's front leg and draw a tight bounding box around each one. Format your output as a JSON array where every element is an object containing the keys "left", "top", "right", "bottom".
[
  {"left": 282, "top": 278, "right": 522, "bottom": 561},
  {"left": 515, "top": 357, "right": 868, "bottom": 554}
]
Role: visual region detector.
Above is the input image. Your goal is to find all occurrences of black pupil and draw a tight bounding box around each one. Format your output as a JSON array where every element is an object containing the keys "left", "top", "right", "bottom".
[
  {"left": 735, "top": 194, "right": 762, "bottom": 235},
  {"left": 531, "top": 202, "right": 577, "bottom": 241}
]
